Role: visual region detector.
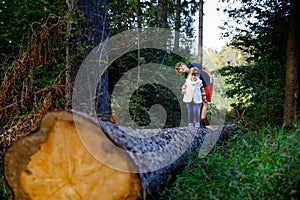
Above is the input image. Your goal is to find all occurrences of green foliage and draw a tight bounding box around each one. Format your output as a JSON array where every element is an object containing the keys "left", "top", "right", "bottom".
[
  {"left": 217, "top": 45, "right": 249, "bottom": 67},
  {"left": 160, "top": 125, "right": 300, "bottom": 199},
  {"left": 217, "top": 43, "right": 287, "bottom": 126},
  {"left": 0, "top": 166, "right": 10, "bottom": 200},
  {"left": 221, "top": 0, "right": 290, "bottom": 52},
  {"left": 218, "top": 62, "right": 285, "bottom": 127},
  {"left": 107, "top": 0, "right": 198, "bottom": 36},
  {"left": 204, "top": 46, "right": 246, "bottom": 70},
  {"left": 0, "top": 14, "right": 66, "bottom": 160},
  {"left": 109, "top": 49, "right": 188, "bottom": 128},
  {"left": 0, "top": 0, "right": 66, "bottom": 65},
  {"left": 128, "top": 83, "right": 182, "bottom": 128},
  {"left": 0, "top": 151, "right": 9, "bottom": 200},
  {"left": 214, "top": 0, "right": 289, "bottom": 126}
]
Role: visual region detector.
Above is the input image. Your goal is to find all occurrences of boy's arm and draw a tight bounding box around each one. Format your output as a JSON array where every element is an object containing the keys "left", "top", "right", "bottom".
[
  {"left": 202, "top": 66, "right": 214, "bottom": 84},
  {"left": 200, "top": 86, "right": 207, "bottom": 102}
]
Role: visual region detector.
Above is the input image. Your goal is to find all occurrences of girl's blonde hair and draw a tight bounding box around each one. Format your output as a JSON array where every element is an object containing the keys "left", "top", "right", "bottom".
[{"left": 187, "top": 67, "right": 199, "bottom": 78}]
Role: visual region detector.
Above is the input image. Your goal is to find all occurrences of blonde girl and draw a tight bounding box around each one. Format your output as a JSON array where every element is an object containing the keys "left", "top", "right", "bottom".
[{"left": 181, "top": 67, "right": 206, "bottom": 127}]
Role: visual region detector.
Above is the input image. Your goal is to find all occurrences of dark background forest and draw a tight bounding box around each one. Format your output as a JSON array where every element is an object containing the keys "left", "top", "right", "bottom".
[{"left": 0, "top": 0, "right": 299, "bottom": 199}]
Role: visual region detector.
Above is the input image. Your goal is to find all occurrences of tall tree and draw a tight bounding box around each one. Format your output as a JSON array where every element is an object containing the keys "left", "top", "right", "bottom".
[
  {"left": 65, "top": 0, "right": 109, "bottom": 119},
  {"left": 174, "top": 0, "right": 181, "bottom": 50},
  {"left": 158, "top": 0, "right": 168, "bottom": 28},
  {"left": 283, "top": 0, "right": 300, "bottom": 127},
  {"left": 197, "top": 0, "right": 203, "bottom": 64}
]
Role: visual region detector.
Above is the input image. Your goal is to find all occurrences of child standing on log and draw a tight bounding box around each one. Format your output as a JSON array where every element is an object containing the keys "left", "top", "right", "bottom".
[{"left": 181, "top": 67, "right": 206, "bottom": 128}]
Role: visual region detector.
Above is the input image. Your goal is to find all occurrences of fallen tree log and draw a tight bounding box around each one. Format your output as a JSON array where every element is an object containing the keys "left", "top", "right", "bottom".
[{"left": 4, "top": 110, "right": 235, "bottom": 199}]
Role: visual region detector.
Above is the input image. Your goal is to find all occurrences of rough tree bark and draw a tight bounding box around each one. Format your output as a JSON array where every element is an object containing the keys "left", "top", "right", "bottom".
[
  {"left": 283, "top": 0, "right": 300, "bottom": 127},
  {"left": 4, "top": 110, "right": 235, "bottom": 199},
  {"left": 158, "top": 0, "right": 168, "bottom": 28},
  {"left": 174, "top": 0, "right": 181, "bottom": 50},
  {"left": 65, "top": 0, "right": 110, "bottom": 119},
  {"left": 197, "top": 0, "right": 203, "bottom": 64}
]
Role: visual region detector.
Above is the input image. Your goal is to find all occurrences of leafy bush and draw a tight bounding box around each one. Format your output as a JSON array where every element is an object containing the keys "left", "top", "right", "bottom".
[
  {"left": 160, "top": 125, "right": 300, "bottom": 199},
  {"left": 218, "top": 61, "right": 285, "bottom": 127}
]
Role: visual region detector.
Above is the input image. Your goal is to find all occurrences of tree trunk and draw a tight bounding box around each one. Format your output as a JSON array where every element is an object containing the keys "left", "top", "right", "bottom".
[
  {"left": 158, "top": 0, "right": 168, "bottom": 28},
  {"left": 65, "top": 0, "right": 110, "bottom": 120},
  {"left": 283, "top": 0, "right": 300, "bottom": 127},
  {"left": 4, "top": 110, "right": 235, "bottom": 199},
  {"left": 197, "top": 0, "right": 203, "bottom": 64},
  {"left": 174, "top": 0, "right": 181, "bottom": 50}
]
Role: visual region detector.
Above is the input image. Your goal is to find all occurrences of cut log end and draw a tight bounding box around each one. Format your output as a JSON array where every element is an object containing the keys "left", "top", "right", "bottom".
[{"left": 4, "top": 111, "right": 142, "bottom": 200}]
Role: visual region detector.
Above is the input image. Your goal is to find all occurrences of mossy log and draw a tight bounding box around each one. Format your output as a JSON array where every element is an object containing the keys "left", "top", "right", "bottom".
[{"left": 4, "top": 110, "right": 235, "bottom": 199}]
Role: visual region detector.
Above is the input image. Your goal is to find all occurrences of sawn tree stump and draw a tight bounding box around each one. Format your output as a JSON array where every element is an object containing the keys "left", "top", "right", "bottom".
[{"left": 4, "top": 110, "right": 235, "bottom": 199}]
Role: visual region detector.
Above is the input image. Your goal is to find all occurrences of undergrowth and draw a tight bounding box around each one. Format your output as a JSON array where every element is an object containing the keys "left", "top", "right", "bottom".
[
  {"left": 159, "top": 125, "right": 300, "bottom": 200},
  {"left": 0, "top": 153, "right": 10, "bottom": 200}
]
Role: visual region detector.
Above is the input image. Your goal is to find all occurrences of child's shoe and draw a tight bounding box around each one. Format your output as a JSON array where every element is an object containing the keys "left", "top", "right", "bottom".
[
  {"left": 195, "top": 122, "right": 200, "bottom": 128},
  {"left": 200, "top": 121, "right": 206, "bottom": 128},
  {"left": 188, "top": 123, "right": 194, "bottom": 127}
]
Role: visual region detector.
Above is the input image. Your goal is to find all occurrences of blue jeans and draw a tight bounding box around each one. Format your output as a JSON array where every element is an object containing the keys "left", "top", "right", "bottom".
[{"left": 186, "top": 102, "right": 201, "bottom": 124}]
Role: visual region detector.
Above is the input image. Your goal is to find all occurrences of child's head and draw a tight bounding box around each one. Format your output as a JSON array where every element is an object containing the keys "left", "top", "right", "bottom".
[
  {"left": 188, "top": 67, "right": 199, "bottom": 81},
  {"left": 175, "top": 62, "right": 187, "bottom": 74}
]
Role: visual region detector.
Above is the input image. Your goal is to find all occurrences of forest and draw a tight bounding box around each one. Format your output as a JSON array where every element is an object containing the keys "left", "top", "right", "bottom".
[{"left": 0, "top": 0, "right": 299, "bottom": 199}]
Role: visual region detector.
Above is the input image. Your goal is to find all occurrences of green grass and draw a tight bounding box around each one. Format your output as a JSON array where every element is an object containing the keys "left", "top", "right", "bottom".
[
  {"left": 0, "top": 161, "right": 10, "bottom": 200},
  {"left": 159, "top": 125, "right": 300, "bottom": 200}
]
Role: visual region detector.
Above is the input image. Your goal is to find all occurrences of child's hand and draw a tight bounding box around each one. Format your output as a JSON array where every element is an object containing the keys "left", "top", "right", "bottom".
[{"left": 181, "top": 84, "right": 187, "bottom": 94}]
